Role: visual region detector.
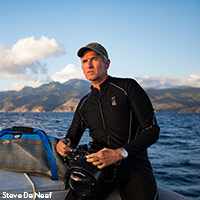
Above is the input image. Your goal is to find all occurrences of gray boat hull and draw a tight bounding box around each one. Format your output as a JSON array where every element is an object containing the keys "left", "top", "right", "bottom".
[
  {"left": 0, "top": 170, "right": 190, "bottom": 200},
  {"left": 106, "top": 186, "right": 190, "bottom": 200}
]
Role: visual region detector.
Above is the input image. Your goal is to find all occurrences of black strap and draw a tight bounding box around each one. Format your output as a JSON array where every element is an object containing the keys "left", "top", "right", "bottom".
[{"left": 12, "top": 126, "right": 34, "bottom": 133}]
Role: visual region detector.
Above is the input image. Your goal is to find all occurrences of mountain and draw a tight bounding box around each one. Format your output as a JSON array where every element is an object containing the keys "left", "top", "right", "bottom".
[
  {"left": 0, "top": 79, "right": 200, "bottom": 113},
  {"left": 146, "top": 86, "right": 200, "bottom": 113},
  {"left": 0, "top": 79, "right": 90, "bottom": 112}
]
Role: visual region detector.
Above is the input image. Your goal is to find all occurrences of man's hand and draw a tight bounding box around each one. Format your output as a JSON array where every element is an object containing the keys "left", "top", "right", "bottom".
[
  {"left": 56, "top": 138, "right": 72, "bottom": 157},
  {"left": 86, "top": 148, "right": 123, "bottom": 169}
]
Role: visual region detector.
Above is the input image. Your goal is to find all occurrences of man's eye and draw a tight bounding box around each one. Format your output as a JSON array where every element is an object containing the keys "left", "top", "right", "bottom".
[
  {"left": 92, "top": 57, "right": 98, "bottom": 61},
  {"left": 82, "top": 60, "right": 87, "bottom": 64}
]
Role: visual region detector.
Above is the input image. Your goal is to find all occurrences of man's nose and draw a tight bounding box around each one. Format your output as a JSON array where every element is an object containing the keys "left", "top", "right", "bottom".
[{"left": 87, "top": 60, "right": 93, "bottom": 68}]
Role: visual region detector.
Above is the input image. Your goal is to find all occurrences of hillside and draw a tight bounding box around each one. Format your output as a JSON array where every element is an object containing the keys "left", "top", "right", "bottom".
[
  {"left": 0, "top": 79, "right": 200, "bottom": 113},
  {"left": 146, "top": 87, "right": 200, "bottom": 113},
  {"left": 0, "top": 79, "right": 90, "bottom": 112}
]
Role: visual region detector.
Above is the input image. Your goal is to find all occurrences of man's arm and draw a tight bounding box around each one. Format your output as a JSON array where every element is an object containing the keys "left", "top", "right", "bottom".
[
  {"left": 123, "top": 79, "right": 160, "bottom": 157},
  {"left": 56, "top": 101, "right": 86, "bottom": 156}
]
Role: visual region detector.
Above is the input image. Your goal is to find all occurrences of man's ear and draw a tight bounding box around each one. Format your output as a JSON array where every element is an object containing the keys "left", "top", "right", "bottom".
[{"left": 106, "top": 59, "right": 110, "bottom": 70}]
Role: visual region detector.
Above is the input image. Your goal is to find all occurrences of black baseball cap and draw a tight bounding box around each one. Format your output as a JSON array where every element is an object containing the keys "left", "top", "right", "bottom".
[{"left": 77, "top": 43, "right": 109, "bottom": 59}]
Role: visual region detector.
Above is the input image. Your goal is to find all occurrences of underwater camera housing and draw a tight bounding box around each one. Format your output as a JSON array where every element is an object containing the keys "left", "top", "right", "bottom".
[{"left": 64, "top": 142, "right": 103, "bottom": 197}]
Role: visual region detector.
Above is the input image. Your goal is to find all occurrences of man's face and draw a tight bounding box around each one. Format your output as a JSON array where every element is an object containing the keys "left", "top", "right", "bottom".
[{"left": 81, "top": 50, "right": 110, "bottom": 84}]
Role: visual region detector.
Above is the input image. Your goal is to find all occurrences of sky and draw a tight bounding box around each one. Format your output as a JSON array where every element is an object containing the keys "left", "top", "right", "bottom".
[{"left": 0, "top": 0, "right": 200, "bottom": 91}]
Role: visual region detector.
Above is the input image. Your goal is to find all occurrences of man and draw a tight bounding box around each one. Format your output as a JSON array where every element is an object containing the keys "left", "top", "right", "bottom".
[{"left": 56, "top": 42, "right": 160, "bottom": 200}]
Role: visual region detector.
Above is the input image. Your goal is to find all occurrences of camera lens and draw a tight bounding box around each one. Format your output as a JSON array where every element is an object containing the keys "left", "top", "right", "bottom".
[
  {"left": 69, "top": 170, "right": 96, "bottom": 196},
  {"left": 65, "top": 143, "right": 104, "bottom": 197}
]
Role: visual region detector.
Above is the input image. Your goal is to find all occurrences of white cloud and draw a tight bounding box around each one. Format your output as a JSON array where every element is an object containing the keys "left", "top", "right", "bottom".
[
  {"left": 4, "top": 80, "right": 46, "bottom": 91},
  {"left": 136, "top": 74, "right": 200, "bottom": 89},
  {"left": 51, "top": 63, "right": 85, "bottom": 83},
  {"left": 2, "top": 64, "right": 85, "bottom": 91},
  {"left": 0, "top": 36, "right": 65, "bottom": 91},
  {"left": 2, "top": 73, "right": 52, "bottom": 91},
  {"left": 0, "top": 36, "right": 65, "bottom": 75}
]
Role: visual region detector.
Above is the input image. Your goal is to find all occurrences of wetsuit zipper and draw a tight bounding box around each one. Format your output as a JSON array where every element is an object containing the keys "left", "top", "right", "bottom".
[{"left": 98, "top": 94, "right": 110, "bottom": 146}]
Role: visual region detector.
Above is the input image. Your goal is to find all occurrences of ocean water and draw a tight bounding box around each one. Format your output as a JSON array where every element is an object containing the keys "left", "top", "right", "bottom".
[{"left": 0, "top": 112, "right": 199, "bottom": 199}]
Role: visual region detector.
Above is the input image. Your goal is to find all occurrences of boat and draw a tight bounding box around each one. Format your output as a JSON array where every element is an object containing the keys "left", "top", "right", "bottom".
[
  {"left": 0, "top": 127, "right": 191, "bottom": 199},
  {"left": 0, "top": 169, "right": 190, "bottom": 200}
]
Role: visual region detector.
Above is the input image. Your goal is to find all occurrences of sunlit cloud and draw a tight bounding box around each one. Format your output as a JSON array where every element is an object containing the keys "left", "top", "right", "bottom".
[
  {"left": 2, "top": 73, "right": 51, "bottom": 91},
  {"left": 3, "top": 63, "right": 85, "bottom": 91},
  {"left": 0, "top": 36, "right": 65, "bottom": 75},
  {"left": 4, "top": 80, "right": 46, "bottom": 91},
  {"left": 51, "top": 63, "right": 85, "bottom": 83},
  {"left": 136, "top": 74, "right": 200, "bottom": 89}
]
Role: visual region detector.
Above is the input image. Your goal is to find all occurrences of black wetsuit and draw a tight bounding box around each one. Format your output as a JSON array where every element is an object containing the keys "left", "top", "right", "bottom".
[{"left": 66, "top": 76, "right": 160, "bottom": 200}]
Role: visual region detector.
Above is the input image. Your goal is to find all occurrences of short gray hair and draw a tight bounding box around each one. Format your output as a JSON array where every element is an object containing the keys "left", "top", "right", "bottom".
[{"left": 101, "top": 54, "right": 109, "bottom": 63}]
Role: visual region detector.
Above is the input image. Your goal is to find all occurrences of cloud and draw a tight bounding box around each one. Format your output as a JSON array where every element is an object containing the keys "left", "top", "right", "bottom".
[
  {"left": 0, "top": 36, "right": 65, "bottom": 75},
  {"left": 2, "top": 73, "right": 52, "bottom": 91},
  {"left": 136, "top": 74, "right": 200, "bottom": 89},
  {"left": 2, "top": 63, "right": 85, "bottom": 91},
  {"left": 4, "top": 79, "right": 47, "bottom": 91},
  {"left": 2, "top": 64, "right": 84, "bottom": 91},
  {"left": 51, "top": 63, "right": 85, "bottom": 83}
]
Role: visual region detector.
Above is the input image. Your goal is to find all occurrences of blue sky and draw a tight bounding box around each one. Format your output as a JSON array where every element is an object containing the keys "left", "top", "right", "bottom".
[{"left": 0, "top": 0, "right": 200, "bottom": 91}]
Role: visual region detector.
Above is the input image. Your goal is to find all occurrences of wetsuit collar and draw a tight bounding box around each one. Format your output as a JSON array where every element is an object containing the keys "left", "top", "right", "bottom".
[{"left": 90, "top": 76, "right": 111, "bottom": 92}]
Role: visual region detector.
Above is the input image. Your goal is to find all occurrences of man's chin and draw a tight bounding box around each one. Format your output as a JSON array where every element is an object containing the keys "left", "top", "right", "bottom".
[{"left": 86, "top": 75, "right": 97, "bottom": 82}]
